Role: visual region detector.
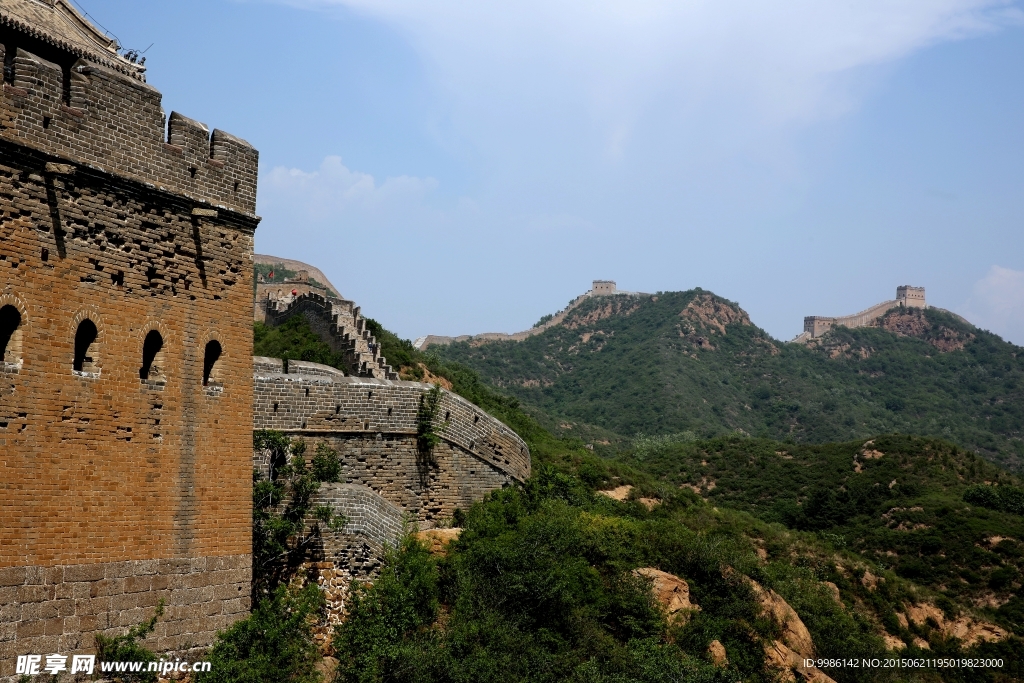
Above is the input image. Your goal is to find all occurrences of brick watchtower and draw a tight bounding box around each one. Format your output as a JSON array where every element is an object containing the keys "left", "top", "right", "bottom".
[{"left": 0, "top": 1, "right": 258, "bottom": 673}]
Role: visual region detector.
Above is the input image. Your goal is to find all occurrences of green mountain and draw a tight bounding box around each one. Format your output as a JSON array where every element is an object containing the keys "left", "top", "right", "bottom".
[
  {"left": 251, "top": 312, "right": 1024, "bottom": 682},
  {"left": 625, "top": 432, "right": 1024, "bottom": 631},
  {"left": 434, "top": 290, "right": 1024, "bottom": 471}
]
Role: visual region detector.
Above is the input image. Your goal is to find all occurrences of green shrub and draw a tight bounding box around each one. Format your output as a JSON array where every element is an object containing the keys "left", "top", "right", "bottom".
[
  {"left": 196, "top": 584, "right": 324, "bottom": 683},
  {"left": 333, "top": 535, "right": 439, "bottom": 683},
  {"left": 252, "top": 431, "right": 345, "bottom": 593},
  {"left": 94, "top": 601, "right": 164, "bottom": 683}
]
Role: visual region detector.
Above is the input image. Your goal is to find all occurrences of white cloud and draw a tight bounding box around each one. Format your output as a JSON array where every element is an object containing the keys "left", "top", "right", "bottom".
[
  {"left": 277, "top": 0, "right": 1022, "bottom": 141},
  {"left": 963, "top": 265, "right": 1024, "bottom": 346},
  {"left": 260, "top": 156, "right": 437, "bottom": 222}
]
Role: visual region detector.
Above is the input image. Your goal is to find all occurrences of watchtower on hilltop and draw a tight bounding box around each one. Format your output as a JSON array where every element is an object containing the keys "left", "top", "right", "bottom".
[
  {"left": 897, "top": 285, "right": 926, "bottom": 309},
  {"left": 0, "top": 1, "right": 258, "bottom": 670},
  {"left": 592, "top": 280, "right": 617, "bottom": 295},
  {"left": 799, "top": 286, "right": 928, "bottom": 340}
]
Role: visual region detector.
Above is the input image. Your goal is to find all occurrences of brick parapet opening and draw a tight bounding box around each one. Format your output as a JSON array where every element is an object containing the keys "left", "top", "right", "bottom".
[{"left": 0, "top": 47, "right": 257, "bottom": 216}]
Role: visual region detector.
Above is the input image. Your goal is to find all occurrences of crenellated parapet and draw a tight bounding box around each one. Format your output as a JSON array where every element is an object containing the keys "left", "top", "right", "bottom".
[
  {"left": 795, "top": 286, "right": 929, "bottom": 341},
  {"left": 264, "top": 292, "right": 398, "bottom": 380},
  {"left": 254, "top": 357, "right": 530, "bottom": 527},
  {"left": 0, "top": 46, "right": 257, "bottom": 216}
]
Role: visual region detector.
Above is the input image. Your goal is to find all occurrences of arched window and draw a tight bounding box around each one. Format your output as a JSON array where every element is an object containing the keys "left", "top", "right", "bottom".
[
  {"left": 0, "top": 304, "right": 22, "bottom": 367},
  {"left": 73, "top": 319, "right": 98, "bottom": 374},
  {"left": 203, "top": 339, "right": 222, "bottom": 387},
  {"left": 140, "top": 330, "right": 165, "bottom": 382}
]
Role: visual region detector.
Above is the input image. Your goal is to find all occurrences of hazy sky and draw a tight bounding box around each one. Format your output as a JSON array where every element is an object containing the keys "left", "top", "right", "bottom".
[{"left": 81, "top": 0, "right": 1024, "bottom": 344}]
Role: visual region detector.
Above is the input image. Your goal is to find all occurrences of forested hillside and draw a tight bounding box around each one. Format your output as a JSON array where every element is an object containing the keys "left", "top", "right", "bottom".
[
  {"left": 245, "top": 314, "right": 1023, "bottom": 682},
  {"left": 435, "top": 290, "right": 1024, "bottom": 471}
]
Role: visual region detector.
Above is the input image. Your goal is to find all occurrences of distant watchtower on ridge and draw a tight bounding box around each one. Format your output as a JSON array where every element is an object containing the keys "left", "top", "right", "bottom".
[
  {"left": 592, "top": 280, "right": 617, "bottom": 295},
  {"left": 800, "top": 286, "right": 927, "bottom": 340},
  {"left": 896, "top": 285, "right": 926, "bottom": 309}
]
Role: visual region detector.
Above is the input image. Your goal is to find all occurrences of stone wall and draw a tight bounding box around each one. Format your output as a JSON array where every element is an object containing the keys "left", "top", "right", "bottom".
[
  {"left": 263, "top": 293, "right": 397, "bottom": 379},
  {"left": 0, "top": 45, "right": 257, "bottom": 216},
  {"left": 0, "top": 556, "right": 250, "bottom": 660},
  {"left": 254, "top": 357, "right": 530, "bottom": 527},
  {"left": 799, "top": 287, "right": 929, "bottom": 340},
  {"left": 0, "top": 12, "right": 257, "bottom": 679},
  {"left": 415, "top": 282, "right": 650, "bottom": 350}
]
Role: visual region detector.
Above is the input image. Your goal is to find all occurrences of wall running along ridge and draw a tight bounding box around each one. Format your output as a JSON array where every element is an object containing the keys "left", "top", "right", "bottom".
[
  {"left": 415, "top": 280, "right": 650, "bottom": 350},
  {"left": 263, "top": 292, "right": 397, "bottom": 379},
  {"left": 794, "top": 286, "right": 928, "bottom": 342},
  {"left": 253, "top": 357, "right": 530, "bottom": 521},
  {"left": 0, "top": 10, "right": 257, "bottom": 679},
  {"left": 252, "top": 355, "right": 530, "bottom": 617}
]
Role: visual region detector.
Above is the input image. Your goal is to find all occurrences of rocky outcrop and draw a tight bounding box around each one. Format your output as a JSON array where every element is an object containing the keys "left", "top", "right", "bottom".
[
  {"left": 597, "top": 484, "right": 633, "bottom": 501},
  {"left": 876, "top": 310, "right": 974, "bottom": 352},
  {"left": 708, "top": 640, "right": 728, "bottom": 667},
  {"left": 680, "top": 294, "right": 751, "bottom": 335},
  {"left": 904, "top": 603, "right": 1008, "bottom": 649},
  {"left": 416, "top": 528, "right": 463, "bottom": 556},
  {"left": 883, "top": 634, "right": 907, "bottom": 651},
  {"left": 749, "top": 580, "right": 816, "bottom": 659},
  {"left": 632, "top": 568, "right": 700, "bottom": 623},
  {"left": 741, "top": 575, "right": 836, "bottom": 683}
]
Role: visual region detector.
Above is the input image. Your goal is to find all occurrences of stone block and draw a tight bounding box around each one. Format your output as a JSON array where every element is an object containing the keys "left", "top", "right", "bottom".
[{"left": 64, "top": 564, "right": 106, "bottom": 583}]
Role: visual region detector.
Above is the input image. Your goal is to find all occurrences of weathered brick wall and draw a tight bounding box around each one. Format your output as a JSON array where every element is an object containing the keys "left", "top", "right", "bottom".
[
  {"left": 264, "top": 292, "right": 397, "bottom": 379},
  {"left": 0, "top": 47, "right": 257, "bottom": 216},
  {"left": 254, "top": 357, "right": 529, "bottom": 530},
  {"left": 0, "top": 557, "right": 250, "bottom": 657},
  {"left": 0, "top": 40, "right": 257, "bottom": 677},
  {"left": 314, "top": 484, "right": 405, "bottom": 550}
]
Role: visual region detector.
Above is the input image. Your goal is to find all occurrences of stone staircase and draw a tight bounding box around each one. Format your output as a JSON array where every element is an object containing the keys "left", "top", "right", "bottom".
[{"left": 264, "top": 292, "right": 398, "bottom": 380}]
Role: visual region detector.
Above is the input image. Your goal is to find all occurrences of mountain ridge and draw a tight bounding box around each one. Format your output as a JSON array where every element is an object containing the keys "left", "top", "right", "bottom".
[{"left": 435, "top": 288, "right": 1024, "bottom": 471}]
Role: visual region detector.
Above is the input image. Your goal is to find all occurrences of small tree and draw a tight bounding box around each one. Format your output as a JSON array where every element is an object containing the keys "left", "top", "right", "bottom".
[
  {"left": 416, "top": 384, "right": 449, "bottom": 457},
  {"left": 252, "top": 431, "right": 346, "bottom": 595},
  {"left": 93, "top": 601, "right": 164, "bottom": 683}
]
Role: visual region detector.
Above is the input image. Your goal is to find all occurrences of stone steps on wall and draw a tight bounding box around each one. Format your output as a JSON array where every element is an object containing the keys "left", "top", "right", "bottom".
[{"left": 263, "top": 292, "right": 397, "bottom": 380}]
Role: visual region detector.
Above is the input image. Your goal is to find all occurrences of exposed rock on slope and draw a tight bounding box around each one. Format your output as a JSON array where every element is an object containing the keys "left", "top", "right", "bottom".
[
  {"left": 904, "top": 603, "right": 1008, "bottom": 649},
  {"left": 416, "top": 528, "right": 462, "bottom": 556},
  {"left": 632, "top": 568, "right": 699, "bottom": 623},
  {"left": 876, "top": 309, "right": 975, "bottom": 353},
  {"left": 680, "top": 293, "right": 751, "bottom": 334},
  {"left": 742, "top": 573, "right": 836, "bottom": 683}
]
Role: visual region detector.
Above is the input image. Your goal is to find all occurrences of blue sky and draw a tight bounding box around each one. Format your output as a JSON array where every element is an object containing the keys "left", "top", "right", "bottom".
[{"left": 80, "top": 0, "right": 1024, "bottom": 344}]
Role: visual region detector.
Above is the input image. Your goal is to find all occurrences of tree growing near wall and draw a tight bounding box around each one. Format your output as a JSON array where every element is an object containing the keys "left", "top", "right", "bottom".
[
  {"left": 252, "top": 430, "right": 346, "bottom": 594},
  {"left": 93, "top": 601, "right": 165, "bottom": 683},
  {"left": 416, "top": 383, "right": 449, "bottom": 458}
]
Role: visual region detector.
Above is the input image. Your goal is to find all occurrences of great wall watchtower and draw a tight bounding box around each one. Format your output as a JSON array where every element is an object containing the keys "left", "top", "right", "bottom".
[
  {"left": 413, "top": 279, "right": 644, "bottom": 349},
  {"left": 796, "top": 286, "right": 927, "bottom": 341},
  {"left": 0, "top": 2, "right": 257, "bottom": 674}
]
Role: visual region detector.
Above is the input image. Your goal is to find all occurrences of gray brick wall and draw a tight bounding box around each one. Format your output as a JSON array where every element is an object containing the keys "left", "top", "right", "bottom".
[{"left": 253, "top": 359, "right": 530, "bottom": 528}]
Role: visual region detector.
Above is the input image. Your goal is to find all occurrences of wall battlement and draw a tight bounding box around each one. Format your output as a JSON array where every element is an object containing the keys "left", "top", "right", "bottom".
[
  {"left": 0, "top": 5, "right": 258, "bottom": 677},
  {"left": 253, "top": 357, "right": 530, "bottom": 528},
  {"left": 263, "top": 292, "right": 398, "bottom": 380},
  {"left": 796, "top": 286, "right": 928, "bottom": 341},
  {"left": 415, "top": 280, "right": 650, "bottom": 350},
  {"left": 0, "top": 46, "right": 258, "bottom": 216}
]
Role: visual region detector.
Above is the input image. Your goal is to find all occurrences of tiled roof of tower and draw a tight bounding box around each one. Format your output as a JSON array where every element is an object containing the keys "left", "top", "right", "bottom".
[{"left": 0, "top": 0, "right": 144, "bottom": 79}]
